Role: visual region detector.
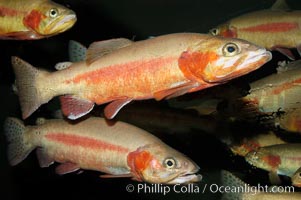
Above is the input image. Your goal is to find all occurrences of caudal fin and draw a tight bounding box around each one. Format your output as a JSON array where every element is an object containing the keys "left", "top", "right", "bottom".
[
  {"left": 4, "top": 117, "right": 35, "bottom": 166},
  {"left": 221, "top": 170, "right": 246, "bottom": 200},
  {"left": 11, "top": 56, "right": 48, "bottom": 119}
]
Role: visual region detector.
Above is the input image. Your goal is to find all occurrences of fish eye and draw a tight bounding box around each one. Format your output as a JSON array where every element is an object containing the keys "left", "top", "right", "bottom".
[
  {"left": 164, "top": 158, "right": 176, "bottom": 169},
  {"left": 49, "top": 8, "right": 59, "bottom": 18},
  {"left": 209, "top": 28, "right": 219, "bottom": 36},
  {"left": 299, "top": 172, "right": 301, "bottom": 177},
  {"left": 222, "top": 43, "right": 239, "bottom": 57}
]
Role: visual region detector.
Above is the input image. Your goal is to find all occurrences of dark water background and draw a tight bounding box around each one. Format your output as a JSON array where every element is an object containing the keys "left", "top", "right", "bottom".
[{"left": 1, "top": 0, "right": 301, "bottom": 199}]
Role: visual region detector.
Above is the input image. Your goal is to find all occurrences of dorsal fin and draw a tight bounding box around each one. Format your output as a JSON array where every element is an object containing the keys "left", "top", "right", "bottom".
[
  {"left": 271, "top": 0, "right": 290, "bottom": 11},
  {"left": 68, "top": 40, "right": 87, "bottom": 62},
  {"left": 86, "top": 38, "right": 133, "bottom": 65}
]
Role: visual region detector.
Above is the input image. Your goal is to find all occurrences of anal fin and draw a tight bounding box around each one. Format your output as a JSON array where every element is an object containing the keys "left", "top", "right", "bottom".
[
  {"left": 36, "top": 148, "right": 54, "bottom": 168},
  {"left": 60, "top": 95, "right": 94, "bottom": 120},
  {"left": 104, "top": 98, "right": 132, "bottom": 119},
  {"left": 55, "top": 162, "right": 80, "bottom": 175}
]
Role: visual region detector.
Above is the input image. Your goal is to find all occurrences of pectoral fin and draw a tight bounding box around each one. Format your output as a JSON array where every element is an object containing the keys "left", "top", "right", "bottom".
[
  {"left": 60, "top": 95, "right": 94, "bottom": 120},
  {"left": 154, "top": 82, "right": 198, "bottom": 101},
  {"left": 86, "top": 38, "right": 133, "bottom": 65},
  {"left": 104, "top": 98, "right": 132, "bottom": 119},
  {"left": 268, "top": 172, "right": 282, "bottom": 185},
  {"left": 274, "top": 47, "right": 295, "bottom": 60},
  {"left": 100, "top": 174, "right": 132, "bottom": 178},
  {"left": 55, "top": 162, "right": 80, "bottom": 175},
  {"left": 297, "top": 43, "right": 301, "bottom": 57}
]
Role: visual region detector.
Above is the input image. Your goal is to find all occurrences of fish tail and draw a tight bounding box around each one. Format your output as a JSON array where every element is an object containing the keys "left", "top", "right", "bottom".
[
  {"left": 11, "top": 56, "right": 52, "bottom": 119},
  {"left": 4, "top": 117, "right": 35, "bottom": 166},
  {"left": 221, "top": 170, "right": 246, "bottom": 200}
]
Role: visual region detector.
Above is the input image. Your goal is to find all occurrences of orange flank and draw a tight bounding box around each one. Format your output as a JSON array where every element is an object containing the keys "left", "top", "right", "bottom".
[
  {"left": 23, "top": 10, "right": 45, "bottom": 31},
  {"left": 45, "top": 133, "right": 129, "bottom": 153},
  {"left": 0, "top": 6, "right": 20, "bottom": 17},
  {"left": 65, "top": 57, "right": 176, "bottom": 85},
  {"left": 240, "top": 22, "right": 299, "bottom": 33}
]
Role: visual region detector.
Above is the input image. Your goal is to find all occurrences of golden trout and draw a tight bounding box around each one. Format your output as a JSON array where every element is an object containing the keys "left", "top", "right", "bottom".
[
  {"left": 4, "top": 117, "right": 201, "bottom": 184},
  {"left": 245, "top": 144, "right": 301, "bottom": 179},
  {"left": 0, "top": 0, "right": 76, "bottom": 39},
  {"left": 210, "top": 0, "right": 301, "bottom": 59},
  {"left": 12, "top": 33, "right": 271, "bottom": 120}
]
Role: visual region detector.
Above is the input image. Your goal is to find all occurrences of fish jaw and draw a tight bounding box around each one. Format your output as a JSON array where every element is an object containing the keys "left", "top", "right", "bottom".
[
  {"left": 165, "top": 167, "right": 202, "bottom": 184},
  {"left": 202, "top": 43, "right": 272, "bottom": 83},
  {"left": 127, "top": 144, "right": 202, "bottom": 184},
  {"left": 214, "top": 49, "right": 271, "bottom": 82},
  {"left": 43, "top": 12, "right": 76, "bottom": 35}
]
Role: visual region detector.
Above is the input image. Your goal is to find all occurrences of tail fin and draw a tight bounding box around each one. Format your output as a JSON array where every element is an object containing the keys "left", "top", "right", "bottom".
[
  {"left": 11, "top": 56, "right": 49, "bottom": 119},
  {"left": 221, "top": 170, "right": 246, "bottom": 200},
  {"left": 4, "top": 117, "right": 35, "bottom": 166}
]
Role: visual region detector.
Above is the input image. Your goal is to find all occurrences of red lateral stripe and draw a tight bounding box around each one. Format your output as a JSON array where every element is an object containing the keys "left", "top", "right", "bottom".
[
  {"left": 64, "top": 57, "right": 176, "bottom": 85},
  {"left": 286, "top": 156, "right": 301, "bottom": 161},
  {"left": 240, "top": 22, "right": 299, "bottom": 33},
  {"left": 0, "top": 6, "right": 21, "bottom": 17},
  {"left": 45, "top": 133, "right": 129, "bottom": 153},
  {"left": 272, "top": 77, "right": 301, "bottom": 95}
]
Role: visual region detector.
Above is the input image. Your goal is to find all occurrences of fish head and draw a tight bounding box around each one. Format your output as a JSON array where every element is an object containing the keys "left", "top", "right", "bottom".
[
  {"left": 179, "top": 37, "right": 272, "bottom": 83},
  {"left": 230, "top": 141, "right": 260, "bottom": 157},
  {"left": 23, "top": 1, "right": 77, "bottom": 37},
  {"left": 245, "top": 149, "right": 281, "bottom": 172},
  {"left": 127, "top": 144, "right": 202, "bottom": 184},
  {"left": 209, "top": 23, "right": 237, "bottom": 38},
  {"left": 291, "top": 168, "right": 301, "bottom": 187}
]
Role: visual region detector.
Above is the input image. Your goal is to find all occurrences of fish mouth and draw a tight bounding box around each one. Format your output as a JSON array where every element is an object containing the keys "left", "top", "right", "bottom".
[
  {"left": 167, "top": 168, "right": 202, "bottom": 184},
  {"left": 212, "top": 50, "right": 272, "bottom": 83},
  {"left": 45, "top": 14, "right": 77, "bottom": 35},
  {"left": 237, "top": 50, "right": 272, "bottom": 71}
]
